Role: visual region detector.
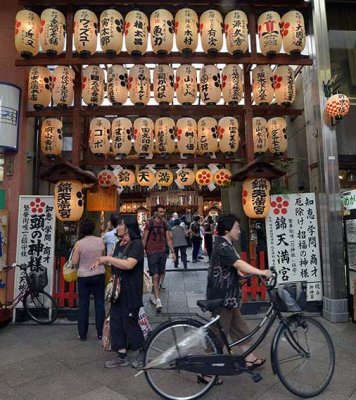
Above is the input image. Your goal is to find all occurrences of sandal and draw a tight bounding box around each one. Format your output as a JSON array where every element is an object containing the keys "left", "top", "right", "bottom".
[
  {"left": 197, "top": 374, "right": 223, "bottom": 385},
  {"left": 246, "top": 358, "right": 266, "bottom": 371}
]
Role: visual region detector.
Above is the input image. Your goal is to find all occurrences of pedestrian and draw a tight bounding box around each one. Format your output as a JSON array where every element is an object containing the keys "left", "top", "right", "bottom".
[
  {"left": 92, "top": 215, "right": 145, "bottom": 369},
  {"left": 169, "top": 212, "right": 179, "bottom": 229},
  {"left": 142, "top": 204, "right": 176, "bottom": 312},
  {"left": 190, "top": 215, "right": 202, "bottom": 263},
  {"left": 203, "top": 215, "right": 214, "bottom": 261},
  {"left": 102, "top": 213, "right": 120, "bottom": 256},
  {"left": 72, "top": 218, "right": 105, "bottom": 341},
  {"left": 171, "top": 219, "right": 188, "bottom": 269}
]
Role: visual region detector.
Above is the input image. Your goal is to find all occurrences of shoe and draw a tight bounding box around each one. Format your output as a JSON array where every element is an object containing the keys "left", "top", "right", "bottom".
[
  {"left": 77, "top": 335, "right": 87, "bottom": 341},
  {"left": 174, "top": 264, "right": 179, "bottom": 268},
  {"left": 150, "top": 294, "right": 157, "bottom": 305},
  {"left": 198, "top": 256, "right": 204, "bottom": 260},
  {"left": 246, "top": 358, "right": 266, "bottom": 371},
  {"left": 192, "top": 260, "right": 197, "bottom": 263},
  {"left": 97, "top": 335, "right": 102, "bottom": 340},
  {"left": 197, "top": 375, "right": 223, "bottom": 385},
  {"left": 131, "top": 351, "right": 144, "bottom": 369},
  {"left": 156, "top": 298, "right": 162, "bottom": 312},
  {"left": 105, "top": 355, "right": 129, "bottom": 368},
  {"left": 159, "top": 283, "right": 166, "bottom": 290}
]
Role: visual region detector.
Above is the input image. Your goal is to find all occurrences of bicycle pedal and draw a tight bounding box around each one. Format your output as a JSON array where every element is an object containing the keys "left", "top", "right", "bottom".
[{"left": 251, "top": 372, "right": 262, "bottom": 383}]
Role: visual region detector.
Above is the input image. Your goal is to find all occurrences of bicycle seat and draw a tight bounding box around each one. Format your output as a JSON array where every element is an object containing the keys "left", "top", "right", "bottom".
[{"left": 197, "top": 299, "right": 223, "bottom": 312}]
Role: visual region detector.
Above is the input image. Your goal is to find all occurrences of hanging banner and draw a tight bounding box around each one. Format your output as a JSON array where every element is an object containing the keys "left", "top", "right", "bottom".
[
  {"left": 266, "top": 193, "right": 322, "bottom": 301},
  {"left": 15, "top": 196, "right": 56, "bottom": 306},
  {"left": 341, "top": 190, "right": 356, "bottom": 211},
  {"left": 0, "top": 83, "right": 21, "bottom": 151}
]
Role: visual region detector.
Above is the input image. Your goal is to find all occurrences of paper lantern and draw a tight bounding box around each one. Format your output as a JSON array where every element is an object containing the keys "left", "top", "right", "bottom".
[
  {"left": 218, "top": 117, "right": 239, "bottom": 155},
  {"left": 257, "top": 11, "right": 282, "bottom": 56},
  {"left": 128, "top": 64, "right": 150, "bottom": 106},
  {"left": 111, "top": 117, "right": 132, "bottom": 157},
  {"left": 153, "top": 65, "right": 174, "bottom": 105},
  {"left": 28, "top": 67, "right": 52, "bottom": 110},
  {"left": 40, "top": 118, "right": 62, "bottom": 157},
  {"left": 137, "top": 169, "right": 155, "bottom": 187},
  {"left": 198, "top": 117, "right": 218, "bottom": 154},
  {"left": 154, "top": 117, "right": 176, "bottom": 155},
  {"left": 252, "top": 65, "right": 274, "bottom": 105},
  {"left": 281, "top": 10, "right": 306, "bottom": 55},
  {"left": 52, "top": 66, "right": 75, "bottom": 108},
  {"left": 224, "top": 10, "right": 248, "bottom": 56},
  {"left": 82, "top": 65, "right": 105, "bottom": 107},
  {"left": 175, "top": 8, "right": 199, "bottom": 55},
  {"left": 98, "top": 169, "right": 116, "bottom": 188},
  {"left": 133, "top": 118, "right": 154, "bottom": 157},
  {"left": 176, "top": 64, "right": 197, "bottom": 105},
  {"left": 176, "top": 168, "right": 195, "bottom": 187},
  {"left": 200, "top": 10, "right": 223, "bottom": 55},
  {"left": 267, "top": 117, "right": 287, "bottom": 156},
  {"left": 89, "top": 117, "right": 111, "bottom": 156},
  {"left": 274, "top": 66, "right": 295, "bottom": 106},
  {"left": 156, "top": 169, "right": 174, "bottom": 187},
  {"left": 74, "top": 9, "right": 98, "bottom": 57},
  {"left": 242, "top": 178, "right": 271, "bottom": 218},
  {"left": 214, "top": 169, "right": 232, "bottom": 186},
  {"left": 196, "top": 168, "right": 213, "bottom": 186},
  {"left": 100, "top": 9, "right": 124, "bottom": 56},
  {"left": 40, "top": 8, "right": 66, "bottom": 56},
  {"left": 326, "top": 94, "right": 350, "bottom": 119},
  {"left": 125, "top": 10, "right": 148, "bottom": 56},
  {"left": 150, "top": 9, "right": 174, "bottom": 55},
  {"left": 253, "top": 117, "right": 268, "bottom": 156},
  {"left": 116, "top": 169, "right": 136, "bottom": 187},
  {"left": 107, "top": 65, "right": 128, "bottom": 106},
  {"left": 200, "top": 65, "right": 221, "bottom": 105},
  {"left": 15, "top": 9, "right": 40, "bottom": 58},
  {"left": 54, "top": 180, "right": 84, "bottom": 221},
  {"left": 176, "top": 118, "right": 197, "bottom": 156},
  {"left": 221, "top": 64, "right": 243, "bottom": 105}
]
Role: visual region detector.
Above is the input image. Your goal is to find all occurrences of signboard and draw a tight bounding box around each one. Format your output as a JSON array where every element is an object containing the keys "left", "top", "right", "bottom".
[
  {"left": 341, "top": 190, "right": 356, "bottom": 211},
  {"left": 266, "top": 193, "right": 322, "bottom": 301},
  {"left": 0, "top": 82, "right": 21, "bottom": 151},
  {"left": 15, "top": 196, "right": 56, "bottom": 306},
  {"left": 86, "top": 186, "right": 117, "bottom": 211}
]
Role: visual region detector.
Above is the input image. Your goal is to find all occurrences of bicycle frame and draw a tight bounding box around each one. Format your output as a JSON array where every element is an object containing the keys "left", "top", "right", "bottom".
[{"left": 0, "top": 265, "right": 30, "bottom": 310}]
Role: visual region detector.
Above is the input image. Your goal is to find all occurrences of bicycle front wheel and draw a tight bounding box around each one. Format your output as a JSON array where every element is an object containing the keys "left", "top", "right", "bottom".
[
  {"left": 273, "top": 315, "right": 335, "bottom": 398},
  {"left": 144, "top": 319, "right": 222, "bottom": 400},
  {"left": 24, "top": 290, "right": 58, "bottom": 324}
]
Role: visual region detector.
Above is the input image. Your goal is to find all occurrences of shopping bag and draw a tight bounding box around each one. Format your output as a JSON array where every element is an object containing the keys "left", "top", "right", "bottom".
[
  {"left": 102, "top": 313, "right": 112, "bottom": 351},
  {"left": 138, "top": 306, "right": 152, "bottom": 339},
  {"left": 63, "top": 249, "right": 77, "bottom": 283},
  {"left": 143, "top": 270, "right": 152, "bottom": 295}
]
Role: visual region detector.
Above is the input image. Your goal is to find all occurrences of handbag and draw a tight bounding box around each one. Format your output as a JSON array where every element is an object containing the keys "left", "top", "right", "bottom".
[
  {"left": 102, "top": 307, "right": 112, "bottom": 351},
  {"left": 63, "top": 249, "right": 77, "bottom": 283},
  {"left": 143, "top": 270, "right": 152, "bottom": 295},
  {"left": 138, "top": 306, "right": 152, "bottom": 339}
]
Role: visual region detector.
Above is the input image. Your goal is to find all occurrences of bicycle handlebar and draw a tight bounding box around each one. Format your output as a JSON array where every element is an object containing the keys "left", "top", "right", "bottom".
[
  {"left": 2, "top": 263, "right": 27, "bottom": 272},
  {"left": 240, "top": 267, "right": 278, "bottom": 290}
]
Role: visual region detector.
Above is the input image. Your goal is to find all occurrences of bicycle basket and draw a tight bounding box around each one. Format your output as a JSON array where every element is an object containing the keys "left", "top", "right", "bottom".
[
  {"left": 28, "top": 268, "right": 48, "bottom": 291},
  {"left": 276, "top": 281, "right": 307, "bottom": 312}
]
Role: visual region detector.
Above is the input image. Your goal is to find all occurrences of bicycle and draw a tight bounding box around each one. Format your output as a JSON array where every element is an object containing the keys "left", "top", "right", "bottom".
[
  {"left": 0, "top": 263, "right": 58, "bottom": 325},
  {"left": 141, "top": 269, "right": 335, "bottom": 400}
]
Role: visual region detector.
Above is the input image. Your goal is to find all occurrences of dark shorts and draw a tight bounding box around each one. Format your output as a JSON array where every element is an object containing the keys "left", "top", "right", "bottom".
[{"left": 147, "top": 252, "right": 167, "bottom": 276}]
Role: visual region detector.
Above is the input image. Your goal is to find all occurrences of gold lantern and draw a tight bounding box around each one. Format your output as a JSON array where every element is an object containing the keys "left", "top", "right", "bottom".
[
  {"left": 274, "top": 66, "right": 295, "bottom": 106},
  {"left": 107, "top": 65, "right": 128, "bottom": 106},
  {"left": 125, "top": 10, "right": 148, "bottom": 56},
  {"left": 116, "top": 169, "right": 136, "bottom": 187},
  {"left": 253, "top": 117, "right": 268, "bottom": 156},
  {"left": 154, "top": 117, "right": 176, "bottom": 155},
  {"left": 98, "top": 169, "right": 116, "bottom": 188},
  {"left": 74, "top": 9, "right": 98, "bottom": 57},
  {"left": 267, "top": 117, "right": 287, "bottom": 156},
  {"left": 28, "top": 66, "right": 52, "bottom": 110},
  {"left": 176, "top": 168, "right": 195, "bottom": 187},
  {"left": 176, "top": 64, "right": 197, "bottom": 105},
  {"left": 150, "top": 9, "right": 174, "bottom": 55},
  {"left": 200, "top": 10, "right": 223, "bottom": 55},
  {"left": 89, "top": 117, "right": 111, "bottom": 156},
  {"left": 218, "top": 116, "right": 239, "bottom": 155},
  {"left": 128, "top": 64, "right": 150, "bottom": 106},
  {"left": 326, "top": 94, "right": 350, "bottom": 120},
  {"left": 54, "top": 180, "right": 84, "bottom": 221},
  {"left": 111, "top": 117, "right": 132, "bottom": 157},
  {"left": 198, "top": 117, "right": 218, "bottom": 155},
  {"left": 100, "top": 9, "right": 124, "bottom": 56},
  {"left": 221, "top": 64, "right": 243, "bottom": 105},
  {"left": 15, "top": 9, "right": 40, "bottom": 58},
  {"left": 82, "top": 65, "right": 105, "bottom": 107},
  {"left": 257, "top": 11, "right": 282, "bottom": 56},
  {"left": 176, "top": 118, "right": 197, "bottom": 156},
  {"left": 40, "top": 118, "right": 62, "bottom": 157},
  {"left": 52, "top": 66, "right": 75, "bottom": 108},
  {"left": 175, "top": 8, "right": 199, "bottom": 55},
  {"left": 133, "top": 118, "right": 154, "bottom": 157},
  {"left": 156, "top": 169, "right": 174, "bottom": 187},
  {"left": 252, "top": 65, "right": 274, "bottom": 105},
  {"left": 137, "top": 169, "right": 156, "bottom": 187},
  {"left": 153, "top": 65, "right": 174, "bottom": 105},
  {"left": 242, "top": 178, "right": 271, "bottom": 218},
  {"left": 200, "top": 65, "right": 221, "bottom": 105},
  {"left": 281, "top": 10, "right": 306, "bottom": 55},
  {"left": 40, "top": 8, "right": 66, "bottom": 56},
  {"left": 196, "top": 168, "right": 213, "bottom": 186},
  {"left": 214, "top": 169, "right": 232, "bottom": 186},
  {"left": 224, "top": 10, "right": 248, "bottom": 56}
]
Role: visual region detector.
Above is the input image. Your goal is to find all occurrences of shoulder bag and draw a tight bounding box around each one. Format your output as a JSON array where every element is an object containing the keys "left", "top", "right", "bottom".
[{"left": 63, "top": 248, "right": 77, "bottom": 283}]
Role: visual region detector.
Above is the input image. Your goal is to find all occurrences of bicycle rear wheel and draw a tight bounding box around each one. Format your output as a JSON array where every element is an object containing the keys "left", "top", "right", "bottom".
[
  {"left": 273, "top": 315, "right": 335, "bottom": 398},
  {"left": 144, "top": 319, "right": 222, "bottom": 400},
  {"left": 24, "top": 290, "right": 58, "bottom": 324}
]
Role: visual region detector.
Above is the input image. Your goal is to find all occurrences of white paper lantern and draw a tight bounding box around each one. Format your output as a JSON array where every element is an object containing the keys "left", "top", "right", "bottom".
[
  {"left": 154, "top": 117, "right": 176, "bottom": 155},
  {"left": 128, "top": 64, "right": 150, "bottom": 106},
  {"left": 40, "top": 118, "right": 62, "bottom": 157},
  {"left": 116, "top": 169, "right": 136, "bottom": 187},
  {"left": 156, "top": 169, "right": 174, "bottom": 187},
  {"left": 214, "top": 169, "right": 232, "bottom": 186},
  {"left": 137, "top": 169, "right": 155, "bottom": 187},
  {"left": 200, "top": 10, "right": 223, "bottom": 55},
  {"left": 125, "top": 10, "right": 148, "bottom": 56},
  {"left": 54, "top": 180, "right": 84, "bottom": 221},
  {"left": 40, "top": 8, "right": 66, "bottom": 56},
  {"left": 253, "top": 117, "right": 268, "bottom": 156},
  {"left": 326, "top": 94, "right": 350, "bottom": 119},
  {"left": 133, "top": 118, "right": 154, "bottom": 157},
  {"left": 177, "top": 118, "right": 197, "bottom": 156},
  {"left": 252, "top": 65, "right": 274, "bottom": 105},
  {"left": 111, "top": 117, "right": 132, "bottom": 157},
  {"left": 15, "top": 9, "right": 40, "bottom": 58},
  {"left": 74, "top": 9, "right": 98, "bottom": 57},
  {"left": 153, "top": 65, "right": 174, "bottom": 105},
  {"left": 198, "top": 117, "right": 218, "bottom": 154},
  {"left": 274, "top": 66, "right": 295, "bottom": 106},
  {"left": 176, "top": 64, "right": 197, "bottom": 105},
  {"left": 281, "top": 10, "right": 306, "bottom": 55},
  {"left": 242, "top": 178, "right": 271, "bottom": 218},
  {"left": 224, "top": 10, "right": 249, "bottom": 55},
  {"left": 28, "top": 66, "right": 52, "bottom": 110},
  {"left": 267, "top": 117, "right": 287, "bottom": 156},
  {"left": 89, "top": 117, "right": 111, "bottom": 156},
  {"left": 221, "top": 64, "right": 243, "bottom": 105},
  {"left": 257, "top": 11, "right": 282, "bottom": 56},
  {"left": 52, "top": 66, "right": 75, "bottom": 108},
  {"left": 200, "top": 65, "right": 221, "bottom": 105},
  {"left": 100, "top": 9, "right": 124, "bottom": 56},
  {"left": 218, "top": 117, "right": 239, "bottom": 155},
  {"left": 196, "top": 168, "right": 213, "bottom": 186},
  {"left": 82, "top": 65, "right": 105, "bottom": 107},
  {"left": 150, "top": 9, "right": 174, "bottom": 55},
  {"left": 175, "top": 8, "right": 199, "bottom": 55},
  {"left": 176, "top": 168, "right": 195, "bottom": 187},
  {"left": 107, "top": 65, "right": 128, "bottom": 106},
  {"left": 98, "top": 169, "right": 116, "bottom": 188}
]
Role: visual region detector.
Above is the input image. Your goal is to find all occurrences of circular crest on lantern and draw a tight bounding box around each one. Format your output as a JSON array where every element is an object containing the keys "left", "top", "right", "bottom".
[
  {"left": 116, "top": 169, "right": 136, "bottom": 187},
  {"left": 54, "top": 180, "right": 84, "bottom": 221},
  {"left": 242, "top": 178, "right": 271, "bottom": 218},
  {"left": 40, "top": 8, "right": 66, "bottom": 56},
  {"left": 100, "top": 9, "right": 124, "bottom": 56},
  {"left": 98, "top": 169, "right": 116, "bottom": 187},
  {"left": 41, "top": 118, "right": 63, "bottom": 157},
  {"left": 326, "top": 94, "right": 350, "bottom": 119},
  {"left": 15, "top": 9, "right": 40, "bottom": 58},
  {"left": 125, "top": 11, "right": 148, "bottom": 56},
  {"left": 74, "top": 9, "right": 98, "bottom": 57},
  {"left": 52, "top": 66, "right": 75, "bottom": 108},
  {"left": 176, "top": 168, "right": 195, "bottom": 186},
  {"left": 175, "top": 8, "right": 199, "bottom": 55},
  {"left": 150, "top": 9, "right": 174, "bottom": 55},
  {"left": 257, "top": 11, "right": 282, "bottom": 56},
  {"left": 155, "top": 169, "right": 174, "bottom": 187},
  {"left": 28, "top": 67, "right": 52, "bottom": 110},
  {"left": 213, "top": 169, "right": 232, "bottom": 186},
  {"left": 137, "top": 169, "right": 156, "bottom": 187},
  {"left": 196, "top": 168, "right": 213, "bottom": 186}
]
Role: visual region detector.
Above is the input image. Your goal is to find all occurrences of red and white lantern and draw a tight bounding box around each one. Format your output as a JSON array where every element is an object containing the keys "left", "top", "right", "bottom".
[
  {"left": 196, "top": 168, "right": 213, "bottom": 186},
  {"left": 154, "top": 117, "right": 176, "bottom": 155},
  {"left": 40, "top": 118, "right": 62, "bottom": 157},
  {"left": 257, "top": 11, "right": 282, "bottom": 56},
  {"left": 82, "top": 65, "right": 105, "bottom": 107},
  {"left": 150, "top": 9, "right": 174, "bottom": 55},
  {"left": 133, "top": 118, "right": 154, "bottom": 157},
  {"left": 175, "top": 8, "right": 199, "bottom": 55},
  {"left": 125, "top": 10, "right": 148, "bottom": 56},
  {"left": 40, "top": 8, "right": 66, "bottom": 56},
  {"left": 281, "top": 10, "right": 306, "bottom": 55},
  {"left": 218, "top": 117, "right": 239, "bottom": 155},
  {"left": 15, "top": 9, "right": 40, "bottom": 58},
  {"left": 128, "top": 64, "right": 150, "bottom": 106},
  {"left": 274, "top": 66, "right": 295, "bottom": 106},
  {"left": 54, "top": 180, "right": 84, "bottom": 221},
  {"left": 156, "top": 169, "right": 174, "bottom": 187},
  {"left": 100, "top": 9, "right": 124, "bottom": 56},
  {"left": 107, "top": 65, "right": 128, "bottom": 106},
  {"left": 252, "top": 65, "right": 274, "bottom": 105},
  {"left": 267, "top": 117, "right": 288, "bottom": 156},
  {"left": 326, "top": 94, "right": 350, "bottom": 120},
  {"left": 242, "top": 178, "right": 271, "bottom": 218},
  {"left": 221, "top": 64, "right": 243, "bottom": 105},
  {"left": 200, "top": 10, "right": 224, "bottom": 55},
  {"left": 176, "top": 118, "right": 197, "bottom": 156},
  {"left": 74, "top": 9, "right": 98, "bottom": 57},
  {"left": 214, "top": 169, "right": 232, "bottom": 186},
  {"left": 176, "top": 64, "right": 197, "bottom": 105},
  {"left": 98, "top": 169, "right": 116, "bottom": 188},
  {"left": 89, "top": 117, "right": 111, "bottom": 156},
  {"left": 28, "top": 66, "right": 52, "bottom": 110},
  {"left": 224, "top": 10, "right": 249, "bottom": 55},
  {"left": 198, "top": 117, "right": 218, "bottom": 154},
  {"left": 253, "top": 117, "right": 268, "bottom": 156},
  {"left": 111, "top": 117, "right": 132, "bottom": 157},
  {"left": 200, "top": 65, "right": 221, "bottom": 105},
  {"left": 52, "top": 66, "right": 75, "bottom": 108},
  {"left": 154, "top": 65, "right": 174, "bottom": 105}
]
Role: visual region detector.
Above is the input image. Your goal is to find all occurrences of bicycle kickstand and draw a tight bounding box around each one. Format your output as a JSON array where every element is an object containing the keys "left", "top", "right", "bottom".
[{"left": 245, "top": 369, "right": 263, "bottom": 383}]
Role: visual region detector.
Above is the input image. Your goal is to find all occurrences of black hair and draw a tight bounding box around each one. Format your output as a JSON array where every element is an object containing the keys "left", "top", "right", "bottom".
[
  {"left": 110, "top": 213, "right": 121, "bottom": 228},
  {"left": 122, "top": 215, "right": 141, "bottom": 240},
  {"left": 216, "top": 214, "right": 240, "bottom": 236},
  {"left": 154, "top": 204, "right": 166, "bottom": 212},
  {"left": 193, "top": 215, "right": 200, "bottom": 222},
  {"left": 78, "top": 218, "right": 96, "bottom": 239},
  {"left": 207, "top": 215, "right": 213, "bottom": 224},
  {"left": 173, "top": 218, "right": 181, "bottom": 226}
]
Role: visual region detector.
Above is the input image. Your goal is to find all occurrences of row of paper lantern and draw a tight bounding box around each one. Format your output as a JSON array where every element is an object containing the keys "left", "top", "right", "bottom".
[{"left": 16, "top": 8, "right": 306, "bottom": 58}]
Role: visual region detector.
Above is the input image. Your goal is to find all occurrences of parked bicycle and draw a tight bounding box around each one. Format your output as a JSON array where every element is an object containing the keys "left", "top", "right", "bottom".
[
  {"left": 141, "top": 269, "right": 335, "bottom": 400},
  {"left": 0, "top": 263, "right": 58, "bottom": 325}
]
